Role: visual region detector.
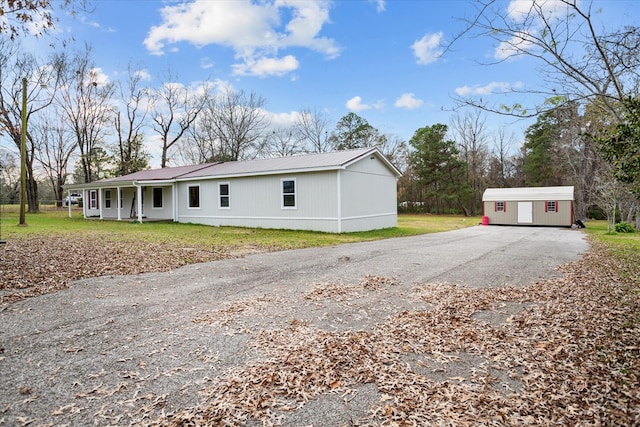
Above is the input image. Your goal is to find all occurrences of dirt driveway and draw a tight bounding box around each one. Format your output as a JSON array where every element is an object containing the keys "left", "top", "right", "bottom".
[{"left": 1, "top": 226, "right": 588, "bottom": 425}]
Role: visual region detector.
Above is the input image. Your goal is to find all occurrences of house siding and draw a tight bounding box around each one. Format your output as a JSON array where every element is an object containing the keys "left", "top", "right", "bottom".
[
  {"left": 484, "top": 200, "right": 573, "bottom": 226},
  {"left": 340, "top": 156, "right": 397, "bottom": 232},
  {"left": 93, "top": 186, "right": 174, "bottom": 220},
  {"left": 176, "top": 171, "right": 341, "bottom": 232},
  {"left": 66, "top": 148, "right": 401, "bottom": 233}
]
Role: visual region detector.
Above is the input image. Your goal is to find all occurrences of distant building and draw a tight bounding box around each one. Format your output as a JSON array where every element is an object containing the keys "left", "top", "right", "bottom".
[{"left": 482, "top": 186, "right": 574, "bottom": 227}]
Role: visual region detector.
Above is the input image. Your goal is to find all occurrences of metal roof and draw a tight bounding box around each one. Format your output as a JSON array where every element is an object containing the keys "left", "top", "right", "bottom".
[
  {"left": 65, "top": 148, "right": 400, "bottom": 189},
  {"left": 99, "top": 163, "right": 218, "bottom": 182},
  {"left": 179, "top": 147, "right": 400, "bottom": 179},
  {"left": 482, "top": 186, "right": 574, "bottom": 202}
]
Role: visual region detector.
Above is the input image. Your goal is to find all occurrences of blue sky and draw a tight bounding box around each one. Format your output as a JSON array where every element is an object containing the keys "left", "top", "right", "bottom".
[{"left": 44, "top": 0, "right": 639, "bottom": 165}]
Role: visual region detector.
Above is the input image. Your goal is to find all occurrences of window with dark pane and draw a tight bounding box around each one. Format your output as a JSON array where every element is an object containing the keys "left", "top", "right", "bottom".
[
  {"left": 219, "top": 183, "right": 230, "bottom": 208},
  {"left": 153, "top": 188, "right": 163, "bottom": 208},
  {"left": 282, "top": 179, "right": 296, "bottom": 207},
  {"left": 188, "top": 186, "right": 200, "bottom": 208}
]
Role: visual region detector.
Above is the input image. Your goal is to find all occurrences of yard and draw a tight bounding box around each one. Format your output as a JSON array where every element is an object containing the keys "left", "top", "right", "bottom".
[
  {"left": 1, "top": 206, "right": 639, "bottom": 425},
  {"left": 0, "top": 206, "right": 477, "bottom": 303}
]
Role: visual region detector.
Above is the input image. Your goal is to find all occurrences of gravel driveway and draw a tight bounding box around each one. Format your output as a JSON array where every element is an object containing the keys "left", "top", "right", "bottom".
[{"left": 1, "top": 226, "right": 588, "bottom": 425}]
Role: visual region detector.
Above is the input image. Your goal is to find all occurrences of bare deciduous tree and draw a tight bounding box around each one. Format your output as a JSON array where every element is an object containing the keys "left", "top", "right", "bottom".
[
  {"left": 294, "top": 109, "right": 332, "bottom": 153},
  {"left": 451, "top": 111, "right": 490, "bottom": 215},
  {"left": 150, "top": 71, "right": 206, "bottom": 168},
  {"left": 487, "top": 128, "right": 517, "bottom": 188},
  {"left": 205, "top": 88, "right": 269, "bottom": 161},
  {"left": 56, "top": 46, "right": 115, "bottom": 183},
  {"left": 33, "top": 110, "right": 77, "bottom": 206},
  {"left": 0, "top": 150, "right": 19, "bottom": 204},
  {"left": 453, "top": 0, "right": 640, "bottom": 120},
  {"left": 0, "top": 39, "right": 60, "bottom": 211},
  {"left": 258, "top": 128, "right": 305, "bottom": 158},
  {"left": 114, "top": 64, "right": 150, "bottom": 175},
  {"left": 0, "top": 0, "right": 90, "bottom": 39}
]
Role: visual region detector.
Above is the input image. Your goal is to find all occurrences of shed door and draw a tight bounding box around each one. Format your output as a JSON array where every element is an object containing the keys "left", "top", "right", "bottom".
[{"left": 517, "top": 201, "right": 533, "bottom": 224}]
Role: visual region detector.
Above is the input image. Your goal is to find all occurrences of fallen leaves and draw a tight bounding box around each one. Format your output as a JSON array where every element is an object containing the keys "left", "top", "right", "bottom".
[
  {"left": 0, "top": 235, "right": 235, "bottom": 304},
  {"left": 150, "top": 243, "right": 639, "bottom": 426},
  {"left": 2, "top": 237, "right": 638, "bottom": 426}
]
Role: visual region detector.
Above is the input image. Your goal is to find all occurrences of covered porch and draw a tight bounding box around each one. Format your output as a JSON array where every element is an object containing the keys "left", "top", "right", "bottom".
[{"left": 64, "top": 179, "right": 177, "bottom": 223}]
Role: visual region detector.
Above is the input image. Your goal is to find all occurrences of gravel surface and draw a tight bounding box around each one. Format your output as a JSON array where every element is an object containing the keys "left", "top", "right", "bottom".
[{"left": 0, "top": 226, "right": 589, "bottom": 425}]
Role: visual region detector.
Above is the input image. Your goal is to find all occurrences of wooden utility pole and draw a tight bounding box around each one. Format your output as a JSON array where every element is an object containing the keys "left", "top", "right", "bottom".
[{"left": 19, "top": 77, "right": 27, "bottom": 226}]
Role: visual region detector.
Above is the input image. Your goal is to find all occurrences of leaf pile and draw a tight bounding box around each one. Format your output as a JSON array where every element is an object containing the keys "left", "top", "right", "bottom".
[
  {"left": 0, "top": 235, "right": 234, "bottom": 304},
  {"left": 152, "top": 244, "right": 639, "bottom": 426}
]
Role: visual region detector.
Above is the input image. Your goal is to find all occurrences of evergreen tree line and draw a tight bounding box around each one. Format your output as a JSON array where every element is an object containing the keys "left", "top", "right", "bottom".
[{"left": 401, "top": 102, "right": 639, "bottom": 225}]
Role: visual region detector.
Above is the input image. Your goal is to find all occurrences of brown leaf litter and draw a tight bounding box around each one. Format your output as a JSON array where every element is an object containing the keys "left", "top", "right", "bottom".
[
  {"left": 0, "top": 235, "right": 234, "bottom": 304},
  {"left": 149, "top": 242, "right": 639, "bottom": 426}
]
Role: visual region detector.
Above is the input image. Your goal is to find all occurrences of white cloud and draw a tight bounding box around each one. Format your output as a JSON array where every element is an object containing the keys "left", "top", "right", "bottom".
[
  {"left": 134, "top": 69, "right": 152, "bottom": 81},
  {"left": 143, "top": 0, "right": 339, "bottom": 77},
  {"left": 88, "top": 67, "right": 110, "bottom": 86},
  {"left": 265, "top": 110, "right": 299, "bottom": 128},
  {"left": 345, "top": 96, "right": 384, "bottom": 112},
  {"left": 369, "top": 0, "right": 386, "bottom": 13},
  {"left": 499, "top": 1, "right": 572, "bottom": 59},
  {"left": 507, "top": 0, "right": 571, "bottom": 23},
  {"left": 232, "top": 55, "right": 299, "bottom": 78},
  {"left": 454, "top": 81, "right": 524, "bottom": 96},
  {"left": 346, "top": 96, "right": 370, "bottom": 112},
  {"left": 411, "top": 31, "right": 443, "bottom": 65},
  {"left": 494, "top": 30, "right": 536, "bottom": 60},
  {"left": 200, "top": 57, "right": 214, "bottom": 70},
  {"left": 80, "top": 16, "right": 100, "bottom": 28},
  {"left": 394, "top": 93, "right": 423, "bottom": 109}
]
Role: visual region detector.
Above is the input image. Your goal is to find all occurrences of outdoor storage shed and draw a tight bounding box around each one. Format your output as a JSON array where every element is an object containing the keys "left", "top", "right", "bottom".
[
  {"left": 482, "top": 186, "right": 574, "bottom": 227},
  {"left": 64, "top": 147, "right": 401, "bottom": 233}
]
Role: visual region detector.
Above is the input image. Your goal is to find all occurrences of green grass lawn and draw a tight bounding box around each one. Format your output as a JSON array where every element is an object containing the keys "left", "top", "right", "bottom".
[
  {"left": 0, "top": 205, "right": 480, "bottom": 251},
  {"left": 585, "top": 220, "right": 640, "bottom": 282}
]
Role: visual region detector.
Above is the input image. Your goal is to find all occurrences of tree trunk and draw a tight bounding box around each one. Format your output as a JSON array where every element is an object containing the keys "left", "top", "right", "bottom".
[
  {"left": 26, "top": 159, "right": 39, "bottom": 213},
  {"left": 27, "top": 178, "right": 38, "bottom": 212}
]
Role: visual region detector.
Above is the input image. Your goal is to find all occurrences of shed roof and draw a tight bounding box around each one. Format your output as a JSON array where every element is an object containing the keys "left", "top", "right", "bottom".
[
  {"left": 482, "top": 186, "right": 574, "bottom": 202},
  {"left": 65, "top": 147, "right": 400, "bottom": 190}
]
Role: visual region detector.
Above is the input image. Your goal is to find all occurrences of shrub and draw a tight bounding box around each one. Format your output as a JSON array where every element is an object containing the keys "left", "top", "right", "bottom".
[{"left": 615, "top": 221, "right": 635, "bottom": 233}]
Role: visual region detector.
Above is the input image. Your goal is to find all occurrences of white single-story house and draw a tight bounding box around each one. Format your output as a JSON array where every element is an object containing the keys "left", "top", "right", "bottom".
[
  {"left": 64, "top": 147, "right": 402, "bottom": 233},
  {"left": 482, "top": 186, "right": 575, "bottom": 227}
]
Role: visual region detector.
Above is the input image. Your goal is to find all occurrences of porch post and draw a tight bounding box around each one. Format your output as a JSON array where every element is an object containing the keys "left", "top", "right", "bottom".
[
  {"left": 172, "top": 183, "right": 178, "bottom": 222},
  {"left": 117, "top": 186, "right": 122, "bottom": 221},
  {"left": 82, "top": 189, "right": 87, "bottom": 219},
  {"left": 99, "top": 188, "right": 103, "bottom": 219},
  {"left": 336, "top": 169, "right": 342, "bottom": 233},
  {"left": 67, "top": 190, "right": 72, "bottom": 218},
  {"left": 137, "top": 185, "right": 143, "bottom": 223}
]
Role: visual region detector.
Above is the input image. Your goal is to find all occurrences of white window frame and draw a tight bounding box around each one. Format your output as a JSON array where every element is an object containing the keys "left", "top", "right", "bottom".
[
  {"left": 546, "top": 200, "right": 557, "bottom": 213},
  {"left": 152, "top": 187, "right": 163, "bottom": 209},
  {"left": 104, "top": 190, "right": 112, "bottom": 209},
  {"left": 281, "top": 178, "right": 297, "bottom": 209},
  {"left": 188, "top": 185, "right": 200, "bottom": 209},
  {"left": 89, "top": 190, "right": 98, "bottom": 209},
  {"left": 218, "top": 182, "right": 230, "bottom": 209}
]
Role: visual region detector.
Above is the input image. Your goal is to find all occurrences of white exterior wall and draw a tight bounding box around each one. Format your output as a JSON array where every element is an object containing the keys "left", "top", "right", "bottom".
[
  {"left": 145, "top": 186, "right": 174, "bottom": 220},
  {"left": 339, "top": 156, "right": 398, "bottom": 232},
  {"left": 83, "top": 186, "right": 174, "bottom": 220},
  {"left": 83, "top": 188, "right": 100, "bottom": 217},
  {"left": 176, "top": 171, "right": 341, "bottom": 232}
]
